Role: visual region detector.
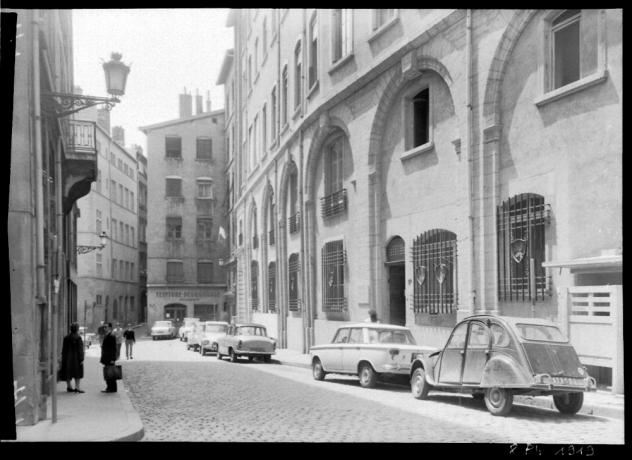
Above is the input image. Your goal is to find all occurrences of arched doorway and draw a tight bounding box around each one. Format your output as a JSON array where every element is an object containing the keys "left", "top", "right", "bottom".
[
  {"left": 386, "top": 236, "right": 406, "bottom": 325},
  {"left": 164, "top": 303, "right": 187, "bottom": 330}
]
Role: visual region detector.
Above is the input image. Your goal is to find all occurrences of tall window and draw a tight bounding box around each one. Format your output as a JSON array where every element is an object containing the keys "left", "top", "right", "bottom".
[
  {"left": 118, "top": 184, "right": 123, "bottom": 205},
  {"left": 248, "top": 55, "right": 253, "bottom": 88},
  {"left": 112, "top": 258, "right": 117, "bottom": 279},
  {"left": 288, "top": 253, "right": 300, "bottom": 311},
  {"left": 196, "top": 137, "right": 212, "bottom": 160},
  {"left": 111, "top": 219, "right": 118, "bottom": 240},
  {"left": 166, "top": 261, "right": 184, "bottom": 283},
  {"left": 131, "top": 227, "right": 135, "bottom": 247},
  {"left": 110, "top": 180, "right": 116, "bottom": 201},
  {"left": 130, "top": 263, "right": 134, "bottom": 280},
  {"left": 497, "top": 193, "right": 549, "bottom": 302},
  {"left": 261, "top": 104, "right": 267, "bottom": 155},
  {"left": 197, "top": 261, "right": 213, "bottom": 283},
  {"left": 552, "top": 10, "right": 581, "bottom": 90},
  {"left": 130, "top": 192, "right": 134, "bottom": 211},
  {"left": 308, "top": 13, "right": 318, "bottom": 89},
  {"left": 120, "top": 222, "right": 124, "bottom": 243},
  {"left": 271, "top": 86, "right": 278, "bottom": 141},
  {"left": 294, "top": 40, "right": 302, "bottom": 110},
  {"left": 324, "top": 136, "right": 344, "bottom": 196},
  {"left": 197, "top": 217, "right": 213, "bottom": 240},
  {"left": 197, "top": 179, "right": 214, "bottom": 199},
  {"left": 281, "top": 66, "right": 288, "bottom": 127},
  {"left": 96, "top": 169, "right": 102, "bottom": 193},
  {"left": 372, "top": 9, "right": 396, "bottom": 31},
  {"left": 165, "top": 177, "right": 182, "bottom": 197},
  {"left": 96, "top": 253, "right": 103, "bottom": 277},
  {"left": 96, "top": 209, "right": 102, "bottom": 234},
  {"left": 165, "top": 136, "right": 182, "bottom": 158},
  {"left": 262, "top": 16, "right": 268, "bottom": 51},
  {"left": 322, "top": 240, "right": 346, "bottom": 312},
  {"left": 288, "top": 170, "right": 300, "bottom": 233},
  {"left": 412, "top": 229, "right": 457, "bottom": 314},
  {"left": 166, "top": 217, "right": 182, "bottom": 239},
  {"left": 332, "top": 9, "right": 353, "bottom": 63},
  {"left": 268, "top": 261, "right": 276, "bottom": 312},
  {"left": 251, "top": 261, "right": 259, "bottom": 310},
  {"left": 125, "top": 224, "right": 130, "bottom": 245},
  {"left": 413, "top": 88, "right": 430, "bottom": 148}
]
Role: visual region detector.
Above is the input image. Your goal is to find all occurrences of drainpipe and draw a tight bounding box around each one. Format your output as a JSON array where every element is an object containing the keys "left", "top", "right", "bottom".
[
  {"left": 465, "top": 9, "right": 476, "bottom": 315},
  {"left": 53, "top": 135, "right": 65, "bottom": 424},
  {"left": 299, "top": 128, "right": 309, "bottom": 353}
]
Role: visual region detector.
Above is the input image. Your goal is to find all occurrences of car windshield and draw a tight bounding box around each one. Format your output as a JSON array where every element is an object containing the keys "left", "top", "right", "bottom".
[
  {"left": 237, "top": 326, "right": 266, "bottom": 336},
  {"left": 205, "top": 324, "right": 228, "bottom": 333},
  {"left": 367, "top": 329, "right": 416, "bottom": 345},
  {"left": 516, "top": 323, "right": 567, "bottom": 342},
  {"left": 155, "top": 321, "right": 171, "bottom": 327}
]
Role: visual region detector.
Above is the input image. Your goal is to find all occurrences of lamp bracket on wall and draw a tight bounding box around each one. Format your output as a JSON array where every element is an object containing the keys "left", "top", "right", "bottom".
[{"left": 44, "top": 91, "right": 120, "bottom": 118}]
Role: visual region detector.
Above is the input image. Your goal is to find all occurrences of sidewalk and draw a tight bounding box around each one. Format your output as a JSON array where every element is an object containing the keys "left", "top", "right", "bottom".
[
  {"left": 13, "top": 353, "right": 144, "bottom": 442},
  {"left": 272, "top": 348, "right": 625, "bottom": 420}
]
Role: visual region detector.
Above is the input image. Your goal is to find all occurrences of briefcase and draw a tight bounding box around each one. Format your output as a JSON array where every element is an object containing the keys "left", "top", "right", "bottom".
[{"left": 103, "top": 364, "right": 123, "bottom": 380}]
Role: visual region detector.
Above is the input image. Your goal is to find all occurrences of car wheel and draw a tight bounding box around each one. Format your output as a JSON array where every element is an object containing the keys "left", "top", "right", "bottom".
[
  {"left": 230, "top": 349, "right": 238, "bottom": 363},
  {"left": 484, "top": 387, "right": 513, "bottom": 416},
  {"left": 217, "top": 349, "right": 223, "bottom": 360},
  {"left": 410, "top": 367, "right": 431, "bottom": 400},
  {"left": 358, "top": 363, "right": 377, "bottom": 388},
  {"left": 200, "top": 346, "right": 205, "bottom": 356},
  {"left": 553, "top": 392, "right": 584, "bottom": 415},
  {"left": 312, "top": 358, "right": 326, "bottom": 381}
]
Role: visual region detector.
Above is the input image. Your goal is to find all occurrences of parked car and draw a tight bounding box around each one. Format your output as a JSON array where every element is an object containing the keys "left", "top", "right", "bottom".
[
  {"left": 216, "top": 323, "right": 276, "bottom": 362},
  {"left": 150, "top": 320, "right": 176, "bottom": 340},
  {"left": 198, "top": 321, "right": 229, "bottom": 355},
  {"left": 187, "top": 321, "right": 204, "bottom": 351},
  {"left": 409, "top": 315, "right": 597, "bottom": 416},
  {"left": 179, "top": 317, "right": 200, "bottom": 342},
  {"left": 309, "top": 323, "right": 437, "bottom": 388}
]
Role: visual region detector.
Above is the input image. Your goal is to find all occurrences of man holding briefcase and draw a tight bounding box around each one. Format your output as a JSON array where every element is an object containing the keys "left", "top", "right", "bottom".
[{"left": 100, "top": 322, "right": 118, "bottom": 393}]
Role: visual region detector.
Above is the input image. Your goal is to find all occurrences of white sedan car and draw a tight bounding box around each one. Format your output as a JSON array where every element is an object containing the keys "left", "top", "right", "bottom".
[
  {"left": 310, "top": 323, "right": 437, "bottom": 388},
  {"left": 150, "top": 320, "right": 176, "bottom": 340}
]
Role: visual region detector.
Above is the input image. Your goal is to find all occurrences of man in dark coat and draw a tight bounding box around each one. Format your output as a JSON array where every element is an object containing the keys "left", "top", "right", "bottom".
[
  {"left": 100, "top": 322, "right": 118, "bottom": 393},
  {"left": 60, "top": 322, "right": 85, "bottom": 393}
]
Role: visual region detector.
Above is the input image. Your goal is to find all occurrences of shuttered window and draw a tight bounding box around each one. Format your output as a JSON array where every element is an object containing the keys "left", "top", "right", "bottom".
[
  {"left": 197, "top": 262, "right": 213, "bottom": 284},
  {"left": 196, "top": 137, "right": 212, "bottom": 160},
  {"left": 166, "top": 261, "right": 184, "bottom": 283}
]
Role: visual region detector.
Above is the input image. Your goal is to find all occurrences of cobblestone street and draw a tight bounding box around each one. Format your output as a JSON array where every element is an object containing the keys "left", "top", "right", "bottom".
[{"left": 101, "top": 339, "right": 625, "bottom": 443}]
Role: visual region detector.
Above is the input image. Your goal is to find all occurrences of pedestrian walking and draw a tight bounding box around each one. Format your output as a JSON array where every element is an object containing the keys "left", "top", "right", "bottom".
[
  {"left": 60, "top": 322, "right": 85, "bottom": 393},
  {"left": 123, "top": 323, "right": 135, "bottom": 359},
  {"left": 113, "top": 322, "right": 124, "bottom": 360},
  {"left": 100, "top": 322, "right": 118, "bottom": 393},
  {"left": 364, "top": 309, "right": 380, "bottom": 323}
]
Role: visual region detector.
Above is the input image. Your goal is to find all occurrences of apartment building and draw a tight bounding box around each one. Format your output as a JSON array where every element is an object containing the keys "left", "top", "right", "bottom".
[
  {"left": 140, "top": 92, "right": 229, "bottom": 329},
  {"left": 219, "top": 9, "right": 622, "bottom": 391}
]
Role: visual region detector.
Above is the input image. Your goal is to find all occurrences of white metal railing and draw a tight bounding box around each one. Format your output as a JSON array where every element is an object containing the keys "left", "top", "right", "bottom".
[{"left": 569, "top": 285, "right": 618, "bottom": 324}]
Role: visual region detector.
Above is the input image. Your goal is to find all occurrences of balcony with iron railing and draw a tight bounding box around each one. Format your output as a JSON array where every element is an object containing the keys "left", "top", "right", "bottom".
[
  {"left": 320, "top": 189, "right": 347, "bottom": 219},
  {"left": 288, "top": 212, "right": 300, "bottom": 234},
  {"left": 63, "top": 119, "right": 98, "bottom": 210}
]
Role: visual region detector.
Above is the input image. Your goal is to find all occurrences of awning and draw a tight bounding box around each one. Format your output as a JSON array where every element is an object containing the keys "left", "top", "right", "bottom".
[{"left": 542, "top": 254, "right": 622, "bottom": 273}]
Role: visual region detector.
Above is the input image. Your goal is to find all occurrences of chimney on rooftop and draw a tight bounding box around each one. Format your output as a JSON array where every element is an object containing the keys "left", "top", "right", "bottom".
[
  {"left": 195, "top": 88, "right": 203, "bottom": 115},
  {"left": 179, "top": 87, "right": 193, "bottom": 118},
  {"left": 206, "top": 91, "right": 212, "bottom": 112},
  {"left": 112, "top": 126, "right": 125, "bottom": 146}
]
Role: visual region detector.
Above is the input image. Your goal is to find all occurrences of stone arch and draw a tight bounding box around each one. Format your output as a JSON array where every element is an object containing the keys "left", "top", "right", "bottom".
[
  {"left": 482, "top": 9, "right": 539, "bottom": 128},
  {"left": 278, "top": 159, "right": 298, "bottom": 223}
]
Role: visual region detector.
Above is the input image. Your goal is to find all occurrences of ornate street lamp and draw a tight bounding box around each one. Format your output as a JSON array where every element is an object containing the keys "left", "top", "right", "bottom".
[
  {"left": 77, "top": 231, "right": 108, "bottom": 254},
  {"left": 44, "top": 52, "right": 131, "bottom": 118}
]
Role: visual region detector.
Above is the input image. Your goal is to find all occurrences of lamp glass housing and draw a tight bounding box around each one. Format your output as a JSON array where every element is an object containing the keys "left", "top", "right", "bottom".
[{"left": 103, "top": 53, "right": 130, "bottom": 97}]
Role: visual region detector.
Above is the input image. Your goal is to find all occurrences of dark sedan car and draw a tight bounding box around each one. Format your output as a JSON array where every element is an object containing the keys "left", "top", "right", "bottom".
[{"left": 409, "top": 315, "right": 596, "bottom": 416}]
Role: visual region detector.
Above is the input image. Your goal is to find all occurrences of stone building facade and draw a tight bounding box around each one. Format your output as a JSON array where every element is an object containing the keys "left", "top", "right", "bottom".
[
  {"left": 8, "top": 9, "right": 97, "bottom": 425},
  {"left": 140, "top": 93, "right": 229, "bottom": 330},
  {"left": 75, "top": 107, "right": 141, "bottom": 330},
  {"left": 136, "top": 147, "right": 149, "bottom": 323},
  {"left": 220, "top": 9, "right": 622, "bottom": 391}
]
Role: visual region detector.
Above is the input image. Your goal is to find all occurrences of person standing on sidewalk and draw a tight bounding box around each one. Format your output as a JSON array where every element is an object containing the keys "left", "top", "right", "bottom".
[
  {"left": 100, "top": 323, "right": 118, "bottom": 393},
  {"left": 123, "top": 324, "right": 135, "bottom": 359},
  {"left": 60, "top": 322, "right": 85, "bottom": 393},
  {"left": 113, "top": 322, "right": 124, "bottom": 360}
]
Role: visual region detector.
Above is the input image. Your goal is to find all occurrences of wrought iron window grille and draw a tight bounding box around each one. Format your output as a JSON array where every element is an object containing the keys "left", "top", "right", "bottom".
[
  {"left": 320, "top": 189, "right": 347, "bottom": 219},
  {"left": 288, "top": 212, "right": 301, "bottom": 233},
  {"left": 322, "top": 241, "right": 347, "bottom": 312}
]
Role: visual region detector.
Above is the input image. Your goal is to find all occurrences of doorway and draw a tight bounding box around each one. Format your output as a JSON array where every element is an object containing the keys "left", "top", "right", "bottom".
[{"left": 388, "top": 265, "right": 406, "bottom": 325}]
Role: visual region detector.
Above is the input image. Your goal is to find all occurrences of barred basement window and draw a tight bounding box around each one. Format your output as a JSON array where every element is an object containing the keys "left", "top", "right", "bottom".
[
  {"left": 412, "top": 229, "right": 457, "bottom": 314},
  {"left": 268, "top": 261, "right": 276, "bottom": 312},
  {"left": 497, "top": 193, "right": 550, "bottom": 302},
  {"left": 322, "top": 240, "right": 346, "bottom": 312},
  {"left": 251, "top": 261, "right": 259, "bottom": 310},
  {"left": 288, "top": 253, "right": 300, "bottom": 311}
]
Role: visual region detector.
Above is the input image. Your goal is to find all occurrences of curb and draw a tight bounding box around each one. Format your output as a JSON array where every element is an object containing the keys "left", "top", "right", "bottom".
[{"left": 277, "top": 359, "right": 623, "bottom": 420}]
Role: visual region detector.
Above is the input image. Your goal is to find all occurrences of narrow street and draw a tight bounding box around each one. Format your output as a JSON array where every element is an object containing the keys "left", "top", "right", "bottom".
[{"left": 88, "top": 339, "right": 625, "bottom": 443}]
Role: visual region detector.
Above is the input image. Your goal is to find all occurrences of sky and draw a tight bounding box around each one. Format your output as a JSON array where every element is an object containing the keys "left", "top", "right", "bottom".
[{"left": 72, "top": 8, "right": 233, "bottom": 153}]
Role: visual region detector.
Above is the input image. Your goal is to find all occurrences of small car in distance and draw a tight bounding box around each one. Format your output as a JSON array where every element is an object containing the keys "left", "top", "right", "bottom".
[
  {"left": 309, "top": 323, "right": 438, "bottom": 388},
  {"left": 409, "top": 315, "right": 596, "bottom": 416},
  {"left": 179, "top": 317, "right": 200, "bottom": 342},
  {"left": 198, "top": 321, "right": 229, "bottom": 355},
  {"left": 150, "top": 320, "right": 176, "bottom": 340},
  {"left": 216, "top": 323, "right": 276, "bottom": 362}
]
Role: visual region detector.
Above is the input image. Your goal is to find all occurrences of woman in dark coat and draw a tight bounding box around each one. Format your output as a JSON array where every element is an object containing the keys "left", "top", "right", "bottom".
[{"left": 60, "top": 322, "right": 85, "bottom": 393}]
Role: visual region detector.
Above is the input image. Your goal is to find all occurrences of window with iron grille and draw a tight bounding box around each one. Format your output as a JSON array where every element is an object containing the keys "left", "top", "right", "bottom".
[
  {"left": 294, "top": 40, "right": 302, "bottom": 109},
  {"left": 321, "top": 136, "right": 347, "bottom": 219},
  {"left": 251, "top": 261, "right": 259, "bottom": 310},
  {"left": 288, "top": 212, "right": 300, "bottom": 234},
  {"left": 288, "top": 253, "right": 300, "bottom": 311},
  {"left": 196, "top": 137, "right": 212, "bottom": 160},
  {"left": 165, "top": 178, "right": 182, "bottom": 197},
  {"left": 386, "top": 236, "right": 405, "bottom": 264},
  {"left": 197, "top": 261, "right": 213, "bottom": 284},
  {"left": 165, "top": 136, "right": 182, "bottom": 158},
  {"left": 268, "top": 261, "right": 276, "bottom": 312},
  {"left": 322, "top": 240, "right": 346, "bottom": 312},
  {"left": 167, "top": 261, "right": 184, "bottom": 283},
  {"left": 497, "top": 193, "right": 550, "bottom": 302},
  {"left": 412, "top": 229, "right": 457, "bottom": 314},
  {"left": 166, "top": 217, "right": 182, "bottom": 239}
]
